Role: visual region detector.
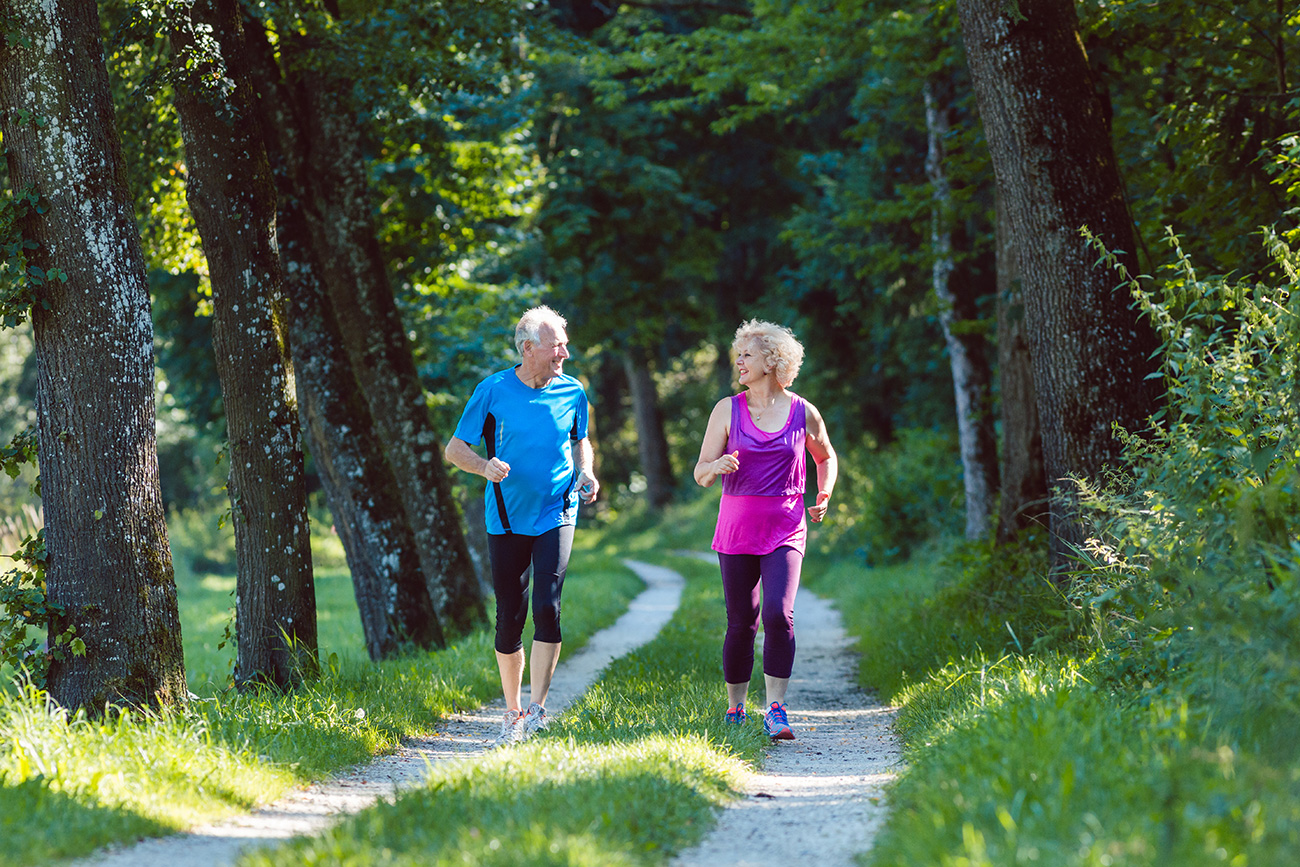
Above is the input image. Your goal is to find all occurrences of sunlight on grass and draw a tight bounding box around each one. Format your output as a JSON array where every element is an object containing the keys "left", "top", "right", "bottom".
[
  {"left": 242, "top": 735, "right": 745, "bottom": 867},
  {"left": 0, "top": 524, "right": 643, "bottom": 864},
  {"left": 238, "top": 526, "right": 769, "bottom": 865},
  {"left": 0, "top": 685, "right": 293, "bottom": 862}
]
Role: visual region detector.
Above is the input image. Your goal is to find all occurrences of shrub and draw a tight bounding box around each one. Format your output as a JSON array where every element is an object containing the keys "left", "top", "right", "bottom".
[
  {"left": 824, "top": 427, "right": 964, "bottom": 565},
  {"left": 1075, "top": 228, "right": 1300, "bottom": 756}
]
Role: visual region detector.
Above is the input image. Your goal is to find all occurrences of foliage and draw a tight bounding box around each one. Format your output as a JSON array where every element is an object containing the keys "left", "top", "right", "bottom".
[
  {"left": 0, "top": 188, "right": 63, "bottom": 329},
  {"left": 0, "top": 428, "right": 82, "bottom": 688},
  {"left": 1069, "top": 229, "right": 1300, "bottom": 759},
  {"left": 0, "top": 528, "right": 87, "bottom": 688},
  {"left": 1081, "top": 0, "right": 1300, "bottom": 277},
  {"left": 819, "top": 427, "right": 965, "bottom": 565}
]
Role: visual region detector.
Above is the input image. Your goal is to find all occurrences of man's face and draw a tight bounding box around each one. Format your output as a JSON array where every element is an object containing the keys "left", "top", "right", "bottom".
[{"left": 527, "top": 323, "right": 570, "bottom": 380}]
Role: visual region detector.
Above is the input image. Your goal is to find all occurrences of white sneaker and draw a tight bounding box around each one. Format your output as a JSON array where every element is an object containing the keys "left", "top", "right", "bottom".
[
  {"left": 521, "top": 702, "right": 548, "bottom": 738},
  {"left": 493, "top": 708, "right": 524, "bottom": 747}
]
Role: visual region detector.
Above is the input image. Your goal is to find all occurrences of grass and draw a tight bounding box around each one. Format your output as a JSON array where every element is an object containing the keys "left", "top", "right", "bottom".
[
  {"left": 238, "top": 514, "right": 771, "bottom": 866},
  {"left": 801, "top": 529, "right": 1300, "bottom": 866},
  {"left": 0, "top": 515, "right": 644, "bottom": 864},
  {"left": 21, "top": 487, "right": 1295, "bottom": 866},
  {"left": 862, "top": 653, "right": 1300, "bottom": 866}
]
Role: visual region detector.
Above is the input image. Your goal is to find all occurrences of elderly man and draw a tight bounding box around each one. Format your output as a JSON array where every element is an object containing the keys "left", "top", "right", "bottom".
[{"left": 444, "top": 305, "right": 599, "bottom": 746}]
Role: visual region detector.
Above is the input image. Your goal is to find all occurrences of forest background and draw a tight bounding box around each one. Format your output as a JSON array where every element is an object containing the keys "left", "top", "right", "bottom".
[{"left": 1, "top": 0, "right": 1299, "bottom": 863}]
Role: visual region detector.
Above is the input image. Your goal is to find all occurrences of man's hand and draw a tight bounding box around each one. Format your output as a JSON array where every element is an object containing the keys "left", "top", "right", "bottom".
[
  {"left": 484, "top": 457, "right": 511, "bottom": 482},
  {"left": 577, "top": 469, "right": 600, "bottom": 504}
]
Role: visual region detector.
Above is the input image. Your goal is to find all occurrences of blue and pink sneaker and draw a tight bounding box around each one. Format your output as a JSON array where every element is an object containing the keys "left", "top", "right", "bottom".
[
  {"left": 724, "top": 702, "right": 747, "bottom": 724},
  {"left": 764, "top": 701, "right": 794, "bottom": 740}
]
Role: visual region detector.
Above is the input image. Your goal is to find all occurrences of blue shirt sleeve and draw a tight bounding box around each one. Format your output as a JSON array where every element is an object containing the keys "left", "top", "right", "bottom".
[
  {"left": 572, "top": 391, "right": 589, "bottom": 441},
  {"left": 453, "top": 378, "right": 491, "bottom": 446}
]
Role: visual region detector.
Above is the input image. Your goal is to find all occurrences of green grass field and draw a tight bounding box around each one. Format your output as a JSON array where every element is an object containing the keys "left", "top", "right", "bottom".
[
  {"left": 0, "top": 514, "right": 645, "bottom": 864},
  {"left": 10, "top": 489, "right": 1296, "bottom": 866}
]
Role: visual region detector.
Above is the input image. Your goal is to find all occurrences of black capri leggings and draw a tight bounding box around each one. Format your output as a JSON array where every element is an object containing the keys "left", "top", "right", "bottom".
[{"left": 488, "top": 525, "right": 575, "bottom": 654}]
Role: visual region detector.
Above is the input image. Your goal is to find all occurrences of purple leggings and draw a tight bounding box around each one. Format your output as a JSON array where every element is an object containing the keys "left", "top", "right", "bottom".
[{"left": 719, "top": 546, "right": 803, "bottom": 683}]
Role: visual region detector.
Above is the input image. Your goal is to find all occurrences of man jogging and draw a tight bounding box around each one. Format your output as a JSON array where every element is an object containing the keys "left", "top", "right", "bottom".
[{"left": 444, "top": 305, "right": 599, "bottom": 745}]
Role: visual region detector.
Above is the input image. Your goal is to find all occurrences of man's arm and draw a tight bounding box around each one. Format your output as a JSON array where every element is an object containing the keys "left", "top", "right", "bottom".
[
  {"left": 574, "top": 437, "right": 599, "bottom": 503},
  {"left": 445, "top": 436, "right": 510, "bottom": 482}
]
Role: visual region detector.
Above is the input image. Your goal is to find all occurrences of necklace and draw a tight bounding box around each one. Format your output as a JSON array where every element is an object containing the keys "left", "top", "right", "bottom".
[{"left": 749, "top": 393, "right": 782, "bottom": 420}]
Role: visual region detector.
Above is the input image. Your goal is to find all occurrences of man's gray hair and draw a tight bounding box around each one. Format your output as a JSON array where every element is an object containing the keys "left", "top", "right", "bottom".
[{"left": 515, "top": 305, "right": 568, "bottom": 356}]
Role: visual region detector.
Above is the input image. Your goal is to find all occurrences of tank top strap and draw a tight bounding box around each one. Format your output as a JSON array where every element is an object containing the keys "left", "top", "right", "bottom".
[
  {"left": 729, "top": 393, "right": 744, "bottom": 440},
  {"left": 792, "top": 394, "right": 807, "bottom": 433}
]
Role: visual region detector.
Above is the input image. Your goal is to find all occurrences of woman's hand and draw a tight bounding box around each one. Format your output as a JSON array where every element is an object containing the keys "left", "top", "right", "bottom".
[
  {"left": 808, "top": 491, "right": 831, "bottom": 523},
  {"left": 713, "top": 450, "right": 740, "bottom": 476}
]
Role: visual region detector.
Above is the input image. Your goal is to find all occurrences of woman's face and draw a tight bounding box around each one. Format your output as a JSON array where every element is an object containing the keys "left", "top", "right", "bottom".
[{"left": 734, "top": 339, "right": 767, "bottom": 386}]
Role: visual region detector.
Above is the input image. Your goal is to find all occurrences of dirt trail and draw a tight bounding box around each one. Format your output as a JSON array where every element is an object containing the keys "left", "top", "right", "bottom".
[
  {"left": 70, "top": 554, "right": 900, "bottom": 867},
  {"left": 670, "top": 552, "right": 903, "bottom": 867},
  {"left": 70, "top": 560, "right": 684, "bottom": 867}
]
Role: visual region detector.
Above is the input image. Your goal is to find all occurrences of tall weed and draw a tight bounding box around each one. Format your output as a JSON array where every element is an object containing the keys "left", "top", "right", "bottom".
[{"left": 1077, "top": 229, "right": 1300, "bottom": 756}]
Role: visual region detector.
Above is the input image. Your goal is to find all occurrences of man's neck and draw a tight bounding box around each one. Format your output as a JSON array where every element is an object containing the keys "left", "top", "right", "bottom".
[{"left": 515, "top": 364, "right": 552, "bottom": 389}]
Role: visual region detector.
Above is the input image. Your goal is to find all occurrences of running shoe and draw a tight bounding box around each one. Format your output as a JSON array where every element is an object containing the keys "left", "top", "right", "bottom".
[
  {"left": 764, "top": 701, "right": 794, "bottom": 740},
  {"left": 493, "top": 708, "right": 524, "bottom": 747},
  {"left": 724, "top": 702, "right": 747, "bottom": 725},
  {"left": 521, "top": 702, "right": 548, "bottom": 738}
]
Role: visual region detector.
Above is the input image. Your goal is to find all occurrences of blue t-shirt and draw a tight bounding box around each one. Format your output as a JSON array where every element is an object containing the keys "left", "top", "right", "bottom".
[{"left": 453, "top": 367, "right": 590, "bottom": 536}]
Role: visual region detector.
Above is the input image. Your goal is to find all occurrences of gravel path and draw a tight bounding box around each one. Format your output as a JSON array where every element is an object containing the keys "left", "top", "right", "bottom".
[
  {"left": 70, "top": 560, "right": 684, "bottom": 867},
  {"left": 671, "top": 552, "right": 903, "bottom": 867},
  {"left": 68, "top": 554, "right": 900, "bottom": 867}
]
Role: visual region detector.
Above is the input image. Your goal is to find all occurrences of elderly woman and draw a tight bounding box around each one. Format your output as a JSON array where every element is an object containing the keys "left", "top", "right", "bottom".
[{"left": 694, "top": 319, "right": 837, "bottom": 739}]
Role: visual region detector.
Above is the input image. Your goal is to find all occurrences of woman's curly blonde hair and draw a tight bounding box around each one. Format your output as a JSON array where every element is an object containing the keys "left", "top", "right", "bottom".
[{"left": 733, "top": 319, "right": 804, "bottom": 387}]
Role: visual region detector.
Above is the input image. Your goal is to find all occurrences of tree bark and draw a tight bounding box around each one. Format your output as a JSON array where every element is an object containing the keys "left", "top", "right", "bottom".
[
  {"left": 286, "top": 40, "right": 484, "bottom": 637},
  {"left": 0, "top": 0, "right": 187, "bottom": 710},
  {"left": 240, "top": 16, "right": 444, "bottom": 657},
  {"left": 622, "top": 349, "right": 674, "bottom": 509},
  {"left": 924, "top": 77, "right": 999, "bottom": 541},
  {"left": 955, "top": 0, "right": 1162, "bottom": 570},
  {"left": 169, "top": 0, "right": 317, "bottom": 687},
  {"left": 286, "top": 238, "right": 444, "bottom": 659},
  {"left": 994, "top": 192, "right": 1048, "bottom": 541}
]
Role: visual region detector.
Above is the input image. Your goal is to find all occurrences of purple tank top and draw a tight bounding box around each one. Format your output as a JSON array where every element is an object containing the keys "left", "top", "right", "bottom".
[{"left": 722, "top": 393, "right": 807, "bottom": 496}]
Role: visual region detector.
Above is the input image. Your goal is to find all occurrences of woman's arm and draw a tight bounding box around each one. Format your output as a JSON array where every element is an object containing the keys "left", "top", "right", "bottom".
[
  {"left": 804, "top": 401, "right": 838, "bottom": 522},
  {"left": 693, "top": 398, "right": 738, "bottom": 487}
]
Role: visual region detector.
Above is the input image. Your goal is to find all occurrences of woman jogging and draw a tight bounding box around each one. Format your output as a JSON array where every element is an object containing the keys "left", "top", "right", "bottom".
[{"left": 693, "top": 319, "right": 837, "bottom": 739}]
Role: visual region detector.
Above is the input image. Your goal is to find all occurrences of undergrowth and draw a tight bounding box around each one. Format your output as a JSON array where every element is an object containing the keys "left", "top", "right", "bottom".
[{"left": 831, "top": 231, "right": 1300, "bottom": 866}]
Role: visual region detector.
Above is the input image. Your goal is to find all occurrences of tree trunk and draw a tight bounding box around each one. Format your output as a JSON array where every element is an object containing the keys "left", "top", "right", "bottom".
[
  {"left": 924, "top": 77, "right": 999, "bottom": 541},
  {"left": 239, "top": 16, "right": 444, "bottom": 657},
  {"left": 169, "top": 0, "right": 317, "bottom": 687},
  {"left": 285, "top": 239, "right": 444, "bottom": 659},
  {"left": 955, "top": 0, "right": 1162, "bottom": 570},
  {"left": 994, "top": 192, "right": 1048, "bottom": 541},
  {"left": 0, "top": 0, "right": 187, "bottom": 710},
  {"left": 622, "top": 349, "right": 675, "bottom": 509},
  {"left": 288, "top": 44, "right": 483, "bottom": 637}
]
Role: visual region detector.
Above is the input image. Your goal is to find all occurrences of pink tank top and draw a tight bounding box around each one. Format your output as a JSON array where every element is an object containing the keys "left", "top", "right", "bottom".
[{"left": 712, "top": 393, "right": 808, "bottom": 555}]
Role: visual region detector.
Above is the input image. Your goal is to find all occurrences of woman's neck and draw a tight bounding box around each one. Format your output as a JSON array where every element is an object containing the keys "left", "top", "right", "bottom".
[{"left": 746, "top": 381, "right": 786, "bottom": 405}]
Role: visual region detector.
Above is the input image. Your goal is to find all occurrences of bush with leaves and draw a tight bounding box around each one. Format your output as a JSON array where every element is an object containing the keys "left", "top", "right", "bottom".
[
  {"left": 1075, "top": 228, "right": 1299, "bottom": 756},
  {"left": 822, "top": 428, "right": 964, "bottom": 565}
]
